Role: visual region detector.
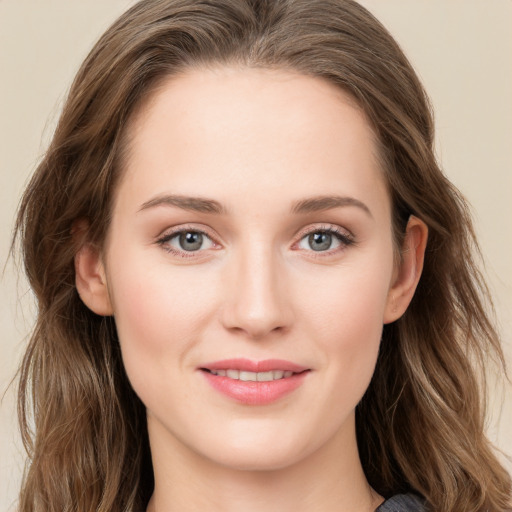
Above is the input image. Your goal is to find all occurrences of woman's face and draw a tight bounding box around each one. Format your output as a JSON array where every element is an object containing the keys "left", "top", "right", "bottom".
[{"left": 84, "top": 68, "right": 412, "bottom": 471}]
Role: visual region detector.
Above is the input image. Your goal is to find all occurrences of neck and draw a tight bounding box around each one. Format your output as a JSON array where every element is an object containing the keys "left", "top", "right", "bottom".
[{"left": 146, "top": 414, "right": 382, "bottom": 512}]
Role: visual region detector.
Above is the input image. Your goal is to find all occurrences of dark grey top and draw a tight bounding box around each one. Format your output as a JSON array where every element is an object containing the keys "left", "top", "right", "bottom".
[{"left": 375, "top": 493, "right": 426, "bottom": 512}]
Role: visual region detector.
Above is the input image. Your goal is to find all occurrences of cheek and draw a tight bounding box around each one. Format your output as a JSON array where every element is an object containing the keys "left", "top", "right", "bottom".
[
  {"left": 109, "top": 271, "right": 172, "bottom": 397},
  {"left": 106, "top": 252, "right": 220, "bottom": 381},
  {"left": 300, "top": 257, "right": 392, "bottom": 338},
  {"left": 320, "top": 285, "right": 384, "bottom": 372},
  {"left": 297, "top": 257, "right": 392, "bottom": 389}
]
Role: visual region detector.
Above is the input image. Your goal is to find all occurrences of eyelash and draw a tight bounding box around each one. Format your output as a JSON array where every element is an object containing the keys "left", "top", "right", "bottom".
[{"left": 156, "top": 224, "right": 355, "bottom": 259}]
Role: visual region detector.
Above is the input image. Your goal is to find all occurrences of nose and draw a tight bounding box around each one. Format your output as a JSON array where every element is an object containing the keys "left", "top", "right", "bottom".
[{"left": 220, "top": 244, "right": 294, "bottom": 340}]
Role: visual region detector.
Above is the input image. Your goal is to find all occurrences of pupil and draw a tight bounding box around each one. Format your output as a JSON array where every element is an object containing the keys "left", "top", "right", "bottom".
[
  {"left": 309, "top": 232, "right": 332, "bottom": 251},
  {"left": 179, "top": 232, "right": 203, "bottom": 251}
]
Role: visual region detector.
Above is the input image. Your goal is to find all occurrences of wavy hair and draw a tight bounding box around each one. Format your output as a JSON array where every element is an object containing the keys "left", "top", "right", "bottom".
[{"left": 14, "top": 0, "right": 511, "bottom": 510}]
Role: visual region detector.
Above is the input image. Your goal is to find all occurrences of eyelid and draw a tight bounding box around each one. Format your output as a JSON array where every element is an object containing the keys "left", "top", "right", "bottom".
[
  {"left": 294, "top": 223, "right": 354, "bottom": 241},
  {"left": 156, "top": 223, "right": 216, "bottom": 240}
]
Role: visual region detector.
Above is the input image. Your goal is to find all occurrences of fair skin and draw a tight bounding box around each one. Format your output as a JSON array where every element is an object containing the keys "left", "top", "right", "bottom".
[{"left": 76, "top": 67, "right": 427, "bottom": 512}]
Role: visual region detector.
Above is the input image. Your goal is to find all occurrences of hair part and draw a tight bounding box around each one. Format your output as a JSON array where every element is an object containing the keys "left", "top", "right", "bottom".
[{"left": 14, "top": 1, "right": 511, "bottom": 511}]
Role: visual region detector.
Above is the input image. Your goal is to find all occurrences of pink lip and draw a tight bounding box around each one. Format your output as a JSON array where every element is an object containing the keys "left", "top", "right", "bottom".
[
  {"left": 202, "top": 358, "right": 308, "bottom": 373},
  {"left": 199, "top": 358, "right": 310, "bottom": 405}
]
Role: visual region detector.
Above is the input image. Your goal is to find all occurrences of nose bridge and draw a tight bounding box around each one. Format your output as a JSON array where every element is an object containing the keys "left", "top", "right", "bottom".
[{"left": 221, "top": 237, "right": 292, "bottom": 338}]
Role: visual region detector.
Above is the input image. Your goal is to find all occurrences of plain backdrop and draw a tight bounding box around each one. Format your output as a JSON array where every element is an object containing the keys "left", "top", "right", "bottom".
[{"left": 1, "top": 1, "right": 511, "bottom": 510}]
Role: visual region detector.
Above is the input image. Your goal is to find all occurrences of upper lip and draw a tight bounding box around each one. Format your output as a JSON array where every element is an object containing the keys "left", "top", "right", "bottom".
[{"left": 200, "top": 358, "right": 309, "bottom": 373}]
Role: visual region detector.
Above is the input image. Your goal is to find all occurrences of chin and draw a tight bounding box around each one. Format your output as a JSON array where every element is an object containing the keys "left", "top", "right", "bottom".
[
  {"left": 210, "top": 447, "right": 306, "bottom": 473},
  {"left": 193, "top": 427, "right": 325, "bottom": 473}
]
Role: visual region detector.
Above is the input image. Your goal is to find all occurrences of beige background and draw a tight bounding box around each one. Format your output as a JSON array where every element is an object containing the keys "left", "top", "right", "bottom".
[{"left": 1, "top": 1, "right": 511, "bottom": 510}]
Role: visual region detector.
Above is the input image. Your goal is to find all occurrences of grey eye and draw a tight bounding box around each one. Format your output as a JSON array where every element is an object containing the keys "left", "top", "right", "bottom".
[
  {"left": 159, "top": 229, "right": 215, "bottom": 256},
  {"left": 297, "top": 230, "right": 344, "bottom": 252},
  {"left": 308, "top": 232, "right": 333, "bottom": 251},
  {"left": 177, "top": 231, "right": 204, "bottom": 251}
]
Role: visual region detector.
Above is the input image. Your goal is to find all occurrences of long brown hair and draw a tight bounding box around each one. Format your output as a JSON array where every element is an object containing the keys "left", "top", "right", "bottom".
[{"left": 14, "top": 1, "right": 511, "bottom": 510}]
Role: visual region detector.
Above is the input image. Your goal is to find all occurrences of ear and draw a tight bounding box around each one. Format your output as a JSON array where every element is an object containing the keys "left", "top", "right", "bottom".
[
  {"left": 383, "top": 216, "right": 428, "bottom": 324},
  {"left": 74, "top": 226, "right": 113, "bottom": 316}
]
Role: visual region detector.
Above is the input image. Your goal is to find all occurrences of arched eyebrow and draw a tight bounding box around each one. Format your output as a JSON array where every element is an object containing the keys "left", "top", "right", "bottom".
[
  {"left": 139, "top": 194, "right": 372, "bottom": 217},
  {"left": 291, "top": 195, "right": 372, "bottom": 217}
]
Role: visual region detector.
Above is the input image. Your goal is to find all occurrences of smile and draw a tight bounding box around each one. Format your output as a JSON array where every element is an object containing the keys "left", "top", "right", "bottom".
[
  {"left": 205, "top": 369, "right": 295, "bottom": 381},
  {"left": 200, "top": 359, "right": 310, "bottom": 405}
]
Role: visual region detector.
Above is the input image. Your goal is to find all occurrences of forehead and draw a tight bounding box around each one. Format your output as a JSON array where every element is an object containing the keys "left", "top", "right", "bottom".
[{"left": 117, "top": 67, "right": 388, "bottom": 217}]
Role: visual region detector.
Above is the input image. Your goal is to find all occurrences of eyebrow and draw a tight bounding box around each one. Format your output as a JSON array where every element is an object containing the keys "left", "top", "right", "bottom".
[
  {"left": 138, "top": 193, "right": 372, "bottom": 217},
  {"left": 291, "top": 195, "right": 372, "bottom": 217},
  {"left": 139, "top": 194, "right": 226, "bottom": 214}
]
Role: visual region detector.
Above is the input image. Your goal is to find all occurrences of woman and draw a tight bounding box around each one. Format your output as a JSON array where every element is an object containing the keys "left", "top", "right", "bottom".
[{"left": 12, "top": 0, "right": 511, "bottom": 511}]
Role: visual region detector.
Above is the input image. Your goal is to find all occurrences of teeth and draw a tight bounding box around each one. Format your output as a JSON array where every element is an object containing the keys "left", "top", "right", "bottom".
[
  {"left": 257, "top": 371, "right": 273, "bottom": 382},
  {"left": 239, "top": 371, "right": 257, "bottom": 381},
  {"left": 209, "top": 369, "right": 295, "bottom": 381}
]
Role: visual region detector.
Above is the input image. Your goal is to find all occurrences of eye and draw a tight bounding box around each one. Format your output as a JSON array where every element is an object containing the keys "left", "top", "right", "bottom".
[
  {"left": 158, "top": 229, "right": 216, "bottom": 255},
  {"left": 296, "top": 227, "right": 354, "bottom": 253}
]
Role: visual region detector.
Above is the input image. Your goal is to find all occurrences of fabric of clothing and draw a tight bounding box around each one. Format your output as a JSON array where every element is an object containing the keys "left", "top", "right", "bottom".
[{"left": 375, "top": 493, "right": 426, "bottom": 512}]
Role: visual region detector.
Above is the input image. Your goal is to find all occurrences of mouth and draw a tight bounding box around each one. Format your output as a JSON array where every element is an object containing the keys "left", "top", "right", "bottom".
[
  {"left": 199, "top": 359, "right": 310, "bottom": 405},
  {"left": 201, "top": 368, "right": 297, "bottom": 381}
]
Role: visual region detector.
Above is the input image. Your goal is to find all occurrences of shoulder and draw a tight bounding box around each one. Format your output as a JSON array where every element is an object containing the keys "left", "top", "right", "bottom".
[{"left": 375, "top": 493, "right": 427, "bottom": 512}]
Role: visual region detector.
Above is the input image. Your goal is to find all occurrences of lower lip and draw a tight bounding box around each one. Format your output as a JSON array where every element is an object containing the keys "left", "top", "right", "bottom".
[{"left": 201, "top": 371, "right": 308, "bottom": 405}]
